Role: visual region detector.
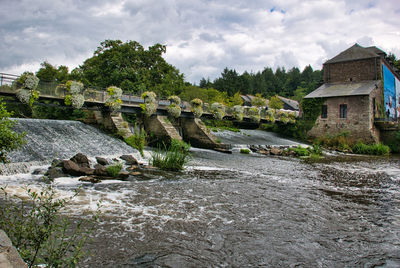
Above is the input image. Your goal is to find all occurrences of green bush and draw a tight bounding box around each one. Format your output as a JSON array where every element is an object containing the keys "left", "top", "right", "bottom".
[
  {"left": 125, "top": 126, "right": 147, "bottom": 156},
  {"left": 151, "top": 139, "right": 191, "bottom": 171},
  {"left": 106, "top": 162, "right": 123, "bottom": 177},
  {"left": 0, "top": 185, "right": 99, "bottom": 267},
  {"left": 240, "top": 148, "right": 250, "bottom": 154},
  {"left": 352, "top": 141, "right": 390, "bottom": 155}
]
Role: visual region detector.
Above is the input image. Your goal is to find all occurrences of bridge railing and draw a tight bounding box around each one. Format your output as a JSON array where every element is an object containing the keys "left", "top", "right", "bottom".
[{"left": 0, "top": 73, "right": 19, "bottom": 86}]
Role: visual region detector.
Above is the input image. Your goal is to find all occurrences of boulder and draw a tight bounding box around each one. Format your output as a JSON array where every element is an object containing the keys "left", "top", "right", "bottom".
[
  {"left": 45, "top": 167, "right": 65, "bottom": 179},
  {"left": 258, "top": 149, "right": 270, "bottom": 155},
  {"left": 70, "top": 153, "right": 90, "bottom": 168},
  {"left": 270, "top": 148, "right": 282, "bottom": 155},
  {"left": 94, "top": 164, "right": 108, "bottom": 176},
  {"left": 62, "top": 160, "right": 94, "bottom": 176},
  {"left": 95, "top": 157, "right": 109, "bottom": 166},
  {"left": 120, "top": 155, "right": 138, "bottom": 165},
  {"left": 119, "top": 171, "right": 130, "bottom": 179}
]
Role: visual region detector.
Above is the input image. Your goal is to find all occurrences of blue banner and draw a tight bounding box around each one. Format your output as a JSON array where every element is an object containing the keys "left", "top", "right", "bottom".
[{"left": 383, "top": 64, "right": 396, "bottom": 119}]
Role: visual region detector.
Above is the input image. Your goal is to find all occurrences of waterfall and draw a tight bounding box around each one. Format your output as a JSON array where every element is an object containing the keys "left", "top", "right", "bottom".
[{"left": 4, "top": 118, "right": 138, "bottom": 164}]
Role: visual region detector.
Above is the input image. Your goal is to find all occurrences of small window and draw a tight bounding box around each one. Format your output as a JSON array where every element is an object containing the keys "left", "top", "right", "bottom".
[
  {"left": 340, "top": 104, "right": 347, "bottom": 119},
  {"left": 321, "top": 105, "right": 328, "bottom": 118}
]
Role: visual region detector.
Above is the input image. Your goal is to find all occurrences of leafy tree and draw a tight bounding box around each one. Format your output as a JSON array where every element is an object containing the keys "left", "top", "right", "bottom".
[
  {"left": 80, "top": 40, "right": 184, "bottom": 97},
  {"left": 227, "top": 91, "right": 243, "bottom": 107},
  {"left": 0, "top": 98, "right": 26, "bottom": 163},
  {"left": 251, "top": 93, "right": 266, "bottom": 107},
  {"left": 269, "top": 95, "right": 284, "bottom": 109},
  {"left": 36, "top": 62, "right": 70, "bottom": 83}
]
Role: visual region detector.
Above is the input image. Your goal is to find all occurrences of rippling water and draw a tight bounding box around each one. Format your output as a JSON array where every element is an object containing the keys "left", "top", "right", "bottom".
[
  {"left": 2, "top": 150, "right": 399, "bottom": 267},
  {"left": 1, "top": 121, "right": 399, "bottom": 267}
]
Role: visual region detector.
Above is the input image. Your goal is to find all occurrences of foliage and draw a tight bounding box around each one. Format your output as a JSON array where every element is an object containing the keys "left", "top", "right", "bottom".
[
  {"left": 232, "top": 105, "right": 244, "bottom": 121},
  {"left": 106, "top": 161, "right": 123, "bottom": 177},
  {"left": 167, "top": 95, "right": 181, "bottom": 105},
  {"left": 247, "top": 107, "right": 261, "bottom": 123},
  {"left": 227, "top": 92, "right": 243, "bottom": 107},
  {"left": 240, "top": 148, "right": 250, "bottom": 154},
  {"left": 80, "top": 40, "right": 184, "bottom": 97},
  {"left": 190, "top": 98, "right": 203, "bottom": 118},
  {"left": 63, "top": 80, "right": 85, "bottom": 109},
  {"left": 210, "top": 102, "right": 225, "bottom": 120},
  {"left": 124, "top": 125, "right": 147, "bottom": 156},
  {"left": 268, "top": 95, "right": 283, "bottom": 109},
  {"left": 314, "top": 131, "right": 353, "bottom": 152},
  {"left": 151, "top": 139, "right": 191, "bottom": 171},
  {"left": 36, "top": 62, "right": 70, "bottom": 83},
  {"left": 0, "top": 185, "right": 99, "bottom": 267},
  {"left": 286, "top": 145, "right": 322, "bottom": 158},
  {"left": 141, "top": 91, "right": 158, "bottom": 117},
  {"left": 265, "top": 109, "right": 276, "bottom": 123},
  {"left": 105, "top": 86, "right": 123, "bottom": 112},
  {"left": 251, "top": 93, "right": 266, "bottom": 107},
  {"left": 0, "top": 99, "right": 26, "bottom": 163},
  {"left": 14, "top": 72, "right": 40, "bottom": 107},
  {"left": 180, "top": 86, "right": 227, "bottom": 104},
  {"left": 32, "top": 101, "right": 88, "bottom": 120},
  {"left": 351, "top": 141, "right": 390, "bottom": 156},
  {"left": 167, "top": 95, "right": 182, "bottom": 118}
]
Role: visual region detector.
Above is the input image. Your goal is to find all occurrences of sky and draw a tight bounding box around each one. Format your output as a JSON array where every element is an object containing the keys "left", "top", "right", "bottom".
[{"left": 1, "top": 0, "right": 400, "bottom": 84}]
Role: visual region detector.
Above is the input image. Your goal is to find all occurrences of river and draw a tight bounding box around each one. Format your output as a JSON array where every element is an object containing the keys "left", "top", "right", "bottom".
[{"left": 1, "top": 119, "right": 400, "bottom": 267}]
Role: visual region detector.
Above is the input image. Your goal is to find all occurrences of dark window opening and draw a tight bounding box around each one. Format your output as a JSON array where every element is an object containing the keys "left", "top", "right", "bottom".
[
  {"left": 373, "top": 98, "right": 376, "bottom": 118},
  {"left": 321, "top": 105, "right": 328, "bottom": 118},
  {"left": 340, "top": 104, "right": 347, "bottom": 119}
]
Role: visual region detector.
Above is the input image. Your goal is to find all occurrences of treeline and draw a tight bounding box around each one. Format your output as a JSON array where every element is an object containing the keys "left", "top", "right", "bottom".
[{"left": 199, "top": 66, "right": 323, "bottom": 101}]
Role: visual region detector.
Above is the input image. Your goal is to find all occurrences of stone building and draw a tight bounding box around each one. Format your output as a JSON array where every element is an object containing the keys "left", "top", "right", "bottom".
[{"left": 304, "top": 43, "right": 399, "bottom": 143}]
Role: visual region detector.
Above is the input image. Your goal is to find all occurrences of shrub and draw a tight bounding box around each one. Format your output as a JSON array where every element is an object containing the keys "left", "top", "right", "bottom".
[
  {"left": 125, "top": 126, "right": 147, "bottom": 156},
  {"left": 247, "top": 107, "right": 261, "bottom": 123},
  {"left": 0, "top": 99, "right": 26, "bottom": 163},
  {"left": 190, "top": 98, "right": 203, "bottom": 118},
  {"left": 167, "top": 103, "right": 181, "bottom": 118},
  {"left": 167, "top": 95, "right": 181, "bottom": 105},
  {"left": 352, "top": 141, "right": 390, "bottom": 155},
  {"left": 265, "top": 109, "right": 276, "bottom": 122},
  {"left": 269, "top": 95, "right": 283, "bottom": 109},
  {"left": 210, "top": 102, "right": 225, "bottom": 120},
  {"left": 232, "top": 105, "right": 244, "bottom": 121},
  {"left": 141, "top": 91, "right": 157, "bottom": 117},
  {"left": 0, "top": 185, "right": 99, "bottom": 267},
  {"left": 106, "top": 161, "right": 123, "bottom": 177},
  {"left": 15, "top": 72, "right": 40, "bottom": 107},
  {"left": 251, "top": 93, "right": 266, "bottom": 107},
  {"left": 151, "top": 139, "right": 190, "bottom": 171},
  {"left": 105, "top": 86, "right": 123, "bottom": 112},
  {"left": 63, "top": 80, "right": 85, "bottom": 109},
  {"left": 240, "top": 148, "right": 250, "bottom": 154}
]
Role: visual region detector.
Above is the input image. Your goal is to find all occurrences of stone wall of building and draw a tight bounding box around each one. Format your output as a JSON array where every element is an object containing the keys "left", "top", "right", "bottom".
[
  {"left": 307, "top": 88, "right": 382, "bottom": 143},
  {"left": 324, "top": 58, "right": 381, "bottom": 83}
]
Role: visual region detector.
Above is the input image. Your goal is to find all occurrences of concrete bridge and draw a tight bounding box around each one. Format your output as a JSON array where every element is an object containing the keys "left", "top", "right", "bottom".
[{"left": 0, "top": 74, "right": 294, "bottom": 150}]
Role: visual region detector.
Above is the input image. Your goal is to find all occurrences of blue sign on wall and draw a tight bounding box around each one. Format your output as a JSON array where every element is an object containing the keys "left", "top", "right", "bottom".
[{"left": 383, "top": 64, "right": 397, "bottom": 119}]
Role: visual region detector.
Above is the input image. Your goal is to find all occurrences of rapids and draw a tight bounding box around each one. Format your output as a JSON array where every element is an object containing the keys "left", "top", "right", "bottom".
[{"left": 0, "top": 119, "right": 399, "bottom": 267}]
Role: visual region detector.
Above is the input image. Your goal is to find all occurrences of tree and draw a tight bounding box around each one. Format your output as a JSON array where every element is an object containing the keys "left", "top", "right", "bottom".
[
  {"left": 80, "top": 40, "right": 184, "bottom": 97},
  {"left": 36, "top": 62, "right": 70, "bottom": 83},
  {"left": 269, "top": 95, "right": 284, "bottom": 109},
  {"left": 0, "top": 98, "right": 26, "bottom": 163},
  {"left": 227, "top": 91, "right": 243, "bottom": 107}
]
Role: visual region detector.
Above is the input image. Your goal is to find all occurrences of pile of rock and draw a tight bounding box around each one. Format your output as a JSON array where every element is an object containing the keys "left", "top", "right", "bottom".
[
  {"left": 43, "top": 153, "right": 149, "bottom": 183},
  {"left": 249, "top": 145, "right": 299, "bottom": 156}
]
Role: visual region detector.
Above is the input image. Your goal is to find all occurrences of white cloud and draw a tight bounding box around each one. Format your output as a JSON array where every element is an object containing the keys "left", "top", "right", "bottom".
[{"left": 0, "top": 0, "right": 400, "bottom": 84}]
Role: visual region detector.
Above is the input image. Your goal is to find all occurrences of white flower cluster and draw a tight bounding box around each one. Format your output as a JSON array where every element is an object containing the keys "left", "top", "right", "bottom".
[
  {"left": 248, "top": 107, "right": 261, "bottom": 123},
  {"left": 167, "top": 103, "right": 181, "bottom": 118},
  {"left": 233, "top": 105, "right": 244, "bottom": 121},
  {"left": 16, "top": 89, "right": 31, "bottom": 105},
  {"left": 168, "top": 95, "right": 181, "bottom": 105},
  {"left": 211, "top": 102, "right": 225, "bottom": 120},
  {"left": 68, "top": 81, "right": 84, "bottom": 94},
  {"left": 141, "top": 91, "right": 158, "bottom": 117},
  {"left": 105, "top": 86, "right": 123, "bottom": 112},
  {"left": 23, "top": 74, "right": 39, "bottom": 90},
  {"left": 71, "top": 94, "right": 85, "bottom": 109}
]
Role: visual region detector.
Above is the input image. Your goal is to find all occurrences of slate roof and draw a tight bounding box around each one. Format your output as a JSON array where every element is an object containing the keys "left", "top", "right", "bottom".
[
  {"left": 277, "top": 96, "right": 299, "bottom": 110},
  {"left": 304, "top": 80, "right": 380, "bottom": 99},
  {"left": 324, "top": 44, "right": 382, "bottom": 64}
]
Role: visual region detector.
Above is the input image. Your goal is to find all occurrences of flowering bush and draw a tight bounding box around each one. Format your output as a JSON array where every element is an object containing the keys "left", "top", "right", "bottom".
[
  {"left": 232, "top": 105, "right": 244, "bottom": 121},
  {"left": 265, "top": 109, "right": 276, "bottom": 123},
  {"left": 105, "top": 86, "right": 123, "bottom": 112},
  {"left": 168, "top": 95, "right": 181, "bottom": 105},
  {"left": 141, "top": 91, "right": 157, "bottom": 117},
  {"left": 190, "top": 98, "right": 203, "bottom": 118},
  {"left": 248, "top": 107, "right": 261, "bottom": 123},
  {"left": 15, "top": 72, "right": 40, "bottom": 106},
  {"left": 167, "top": 103, "right": 181, "bottom": 118},
  {"left": 210, "top": 102, "right": 225, "bottom": 120},
  {"left": 64, "top": 80, "right": 85, "bottom": 109}
]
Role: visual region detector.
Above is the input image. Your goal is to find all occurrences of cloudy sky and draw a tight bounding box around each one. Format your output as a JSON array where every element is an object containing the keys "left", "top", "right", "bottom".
[{"left": 1, "top": 0, "right": 400, "bottom": 84}]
